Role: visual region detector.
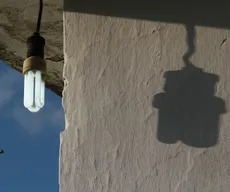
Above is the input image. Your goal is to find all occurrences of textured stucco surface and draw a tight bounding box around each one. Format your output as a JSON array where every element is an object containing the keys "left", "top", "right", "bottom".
[
  {"left": 60, "top": 12, "right": 230, "bottom": 192},
  {"left": 0, "top": 0, "right": 63, "bottom": 96}
]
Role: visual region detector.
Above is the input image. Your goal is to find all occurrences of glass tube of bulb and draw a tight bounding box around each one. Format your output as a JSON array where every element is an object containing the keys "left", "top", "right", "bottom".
[{"left": 24, "top": 70, "right": 45, "bottom": 112}]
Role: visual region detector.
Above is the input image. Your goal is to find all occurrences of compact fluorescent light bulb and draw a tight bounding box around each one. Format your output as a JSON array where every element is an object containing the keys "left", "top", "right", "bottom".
[
  {"left": 24, "top": 70, "right": 45, "bottom": 112},
  {"left": 23, "top": 33, "right": 46, "bottom": 113}
]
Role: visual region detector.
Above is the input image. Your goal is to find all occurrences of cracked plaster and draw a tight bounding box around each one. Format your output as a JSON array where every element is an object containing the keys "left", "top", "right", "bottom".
[{"left": 60, "top": 10, "right": 230, "bottom": 192}]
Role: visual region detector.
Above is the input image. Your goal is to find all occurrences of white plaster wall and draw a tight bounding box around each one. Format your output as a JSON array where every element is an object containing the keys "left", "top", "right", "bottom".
[{"left": 60, "top": 12, "right": 230, "bottom": 192}]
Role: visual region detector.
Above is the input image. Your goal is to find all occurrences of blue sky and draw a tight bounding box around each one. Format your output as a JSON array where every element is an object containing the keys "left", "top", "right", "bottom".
[{"left": 0, "top": 60, "right": 64, "bottom": 192}]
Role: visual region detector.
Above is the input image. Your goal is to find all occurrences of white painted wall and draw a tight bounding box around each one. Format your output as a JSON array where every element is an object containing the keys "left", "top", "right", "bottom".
[{"left": 60, "top": 10, "right": 230, "bottom": 192}]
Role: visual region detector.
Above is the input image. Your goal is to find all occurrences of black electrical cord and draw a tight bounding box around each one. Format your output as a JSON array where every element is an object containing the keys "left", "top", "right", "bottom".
[
  {"left": 36, "top": 0, "right": 43, "bottom": 34},
  {"left": 26, "top": 0, "right": 45, "bottom": 58}
]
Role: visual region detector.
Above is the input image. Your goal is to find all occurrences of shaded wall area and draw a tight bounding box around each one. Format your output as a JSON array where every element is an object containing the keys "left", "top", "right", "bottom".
[{"left": 64, "top": 1, "right": 230, "bottom": 29}]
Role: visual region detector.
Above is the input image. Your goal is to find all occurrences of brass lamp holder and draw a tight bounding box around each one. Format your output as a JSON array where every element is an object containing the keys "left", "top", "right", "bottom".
[{"left": 23, "top": 33, "right": 46, "bottom": 75}]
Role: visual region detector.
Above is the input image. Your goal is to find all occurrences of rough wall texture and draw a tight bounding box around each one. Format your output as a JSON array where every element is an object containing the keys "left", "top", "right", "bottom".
[
  {"left": 0, "top": 0, "right": 63, "bottom": 96},
  {"left": 61, "top": 11, "right": 230, "bottom": 192}
]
